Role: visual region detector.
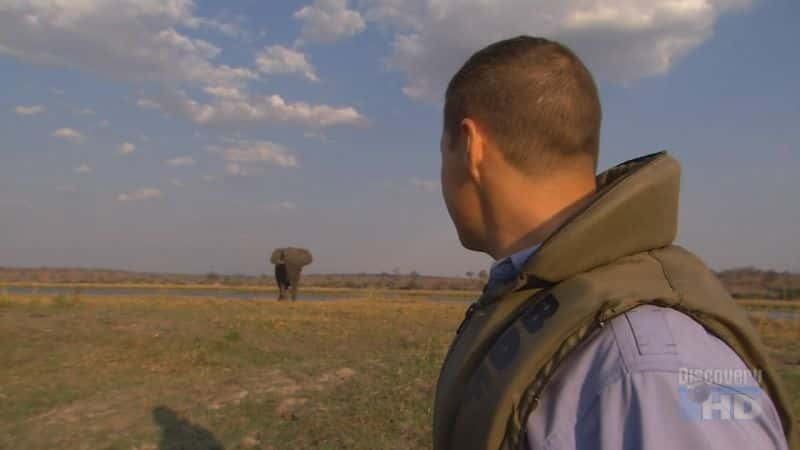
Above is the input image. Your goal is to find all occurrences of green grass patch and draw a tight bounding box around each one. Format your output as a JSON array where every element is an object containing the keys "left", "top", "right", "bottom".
[{"left": 49, "top": 289, "right": 83, "bottom": 308}]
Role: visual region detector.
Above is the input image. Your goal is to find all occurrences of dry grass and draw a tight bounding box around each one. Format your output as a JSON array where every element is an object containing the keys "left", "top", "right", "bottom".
[
  {"left": 0, "top": 295, "right": 463, "bottom": 449},
  {"left": 747, "top": 308, "right": 800, "bottom": 416},
  {"left": 0, "top": 294, "right": 797, "bottom": 449}
]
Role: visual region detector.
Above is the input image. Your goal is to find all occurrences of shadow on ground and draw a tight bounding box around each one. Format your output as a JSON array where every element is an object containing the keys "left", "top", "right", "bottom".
[{"left": 152, "top": 405, "right": 223, "bottom": 450}]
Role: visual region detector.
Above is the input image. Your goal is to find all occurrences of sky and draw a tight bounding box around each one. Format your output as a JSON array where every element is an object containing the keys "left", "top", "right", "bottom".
[{"left": 0, "top": 0, "right": 798, "bottom": 277}]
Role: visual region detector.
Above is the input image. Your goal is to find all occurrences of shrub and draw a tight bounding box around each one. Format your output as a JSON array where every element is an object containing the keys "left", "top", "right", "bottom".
[
  {"left": 223, "top": 330, "right": 241, "bottom": 342},
  {"left": 0, "top": 288, "right": 11, "bottom": 308},
  {"left": 51, "top": 289, "right": 82, "bottom": 308}
]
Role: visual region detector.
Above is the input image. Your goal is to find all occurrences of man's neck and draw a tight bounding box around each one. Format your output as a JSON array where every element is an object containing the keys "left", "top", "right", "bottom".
[{"left": 485, "top": 184, "right": 596, "bottom": 261}]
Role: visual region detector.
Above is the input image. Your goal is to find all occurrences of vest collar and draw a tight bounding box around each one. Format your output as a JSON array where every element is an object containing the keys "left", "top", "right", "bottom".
[{"left": 521, "top": 151, "right": 681, "bottom": 283}]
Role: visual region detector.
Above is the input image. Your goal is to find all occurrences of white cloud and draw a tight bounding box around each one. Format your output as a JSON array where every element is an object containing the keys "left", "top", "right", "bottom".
[
  {"left": 15, "top": 105, "right": 46, "bottom": 116},
  {"left": 75, "top": 164, "right": 93, "bottom": 173},
  {"left": 360, "top": 0, "right": 424, "bottom": 30},
  {"left": 118, "top": 142, "right": 136, "bottom": 155},
  {"left": 138, "top": 89, "right": 367, "bottom": 128},
  {"left": 362, "top": 0, "right": 751, "bottom": 100},
  {"left": 294, "top": 0, "right": 366, "bottom": 43},
  {"left": 255, "top": 45, "right": 319, "bottom": 82},
  {"left": 203, "top": 85, "right": 245, "bottom": 100},
  {"left": 117, "top": 187, "right": 162, "bottom": 202},
  {"left": 0, "top": 0, "right": 257, "bottom": 87},
  {"left": 99, "top": 119, "right": 111, "bottom": 127},
  {"left": 137, "top": 98, "right": 162, "bottom": 110},
  {"left": 264, "top": 200, "right": 298, "bottom": 212},
  {"left": 169, "top": 178, "right": 184, "bottom": 187},
  {"left": 226, "top": 163, "right": 264, "bottom": 177},
  {"left": 409, "top": 177, "right": 438, "bottom": 192},
  {"left": 182, "top": 14, "right": 245, "bottom": 38},
  {"left": 208, "top": 139, "right": 300, "bottom": 176},
  {"left": 226, "top": 162, "right": 241, "bottom": 175},
  {"left": 218, "top": 140, "right": 300, "bottom": 168},
  {"left": 201, "top": 175, "right": 219, "bottom": 182},
  {"left": 74, "top": 108, "right": 95, "bottom": 116},
  {"left": 2, "top": 1, "right": 363, "bottom": 132},
  {"left": 165, "top": 156, "right": 196, "bottom": 166},
  {"left": 303, "top": 130, "right": 329, "bottom": 142},
  {"left": 51, "top": 128, "right": 85, "bottom": 143}
]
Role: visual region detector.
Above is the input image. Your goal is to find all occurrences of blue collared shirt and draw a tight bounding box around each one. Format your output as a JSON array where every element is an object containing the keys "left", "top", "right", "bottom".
[
  {"left": 489, "top": 245, "right": 540, "bottom": 281},
  {"left": 486, "top": 246, "right": 788, "bottom": 450}
]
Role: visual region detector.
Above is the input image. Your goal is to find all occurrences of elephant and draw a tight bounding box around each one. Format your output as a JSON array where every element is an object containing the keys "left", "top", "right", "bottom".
[{"left": 270, "top": 247, "right": 312, "bottom": 301}]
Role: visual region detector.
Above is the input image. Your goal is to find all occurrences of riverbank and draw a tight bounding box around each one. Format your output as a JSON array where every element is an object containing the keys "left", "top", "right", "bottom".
[
  {"left": 5, "top": 283, "right": 800, "bottom": 305},
  {"left": 0, "top": 282, "right": 479, "bottom": 300}
]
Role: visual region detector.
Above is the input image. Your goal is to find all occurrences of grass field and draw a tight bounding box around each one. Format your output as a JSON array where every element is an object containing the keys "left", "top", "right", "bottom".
[{"left": 1, "top": 293, "right": 798, "bottom": 450}]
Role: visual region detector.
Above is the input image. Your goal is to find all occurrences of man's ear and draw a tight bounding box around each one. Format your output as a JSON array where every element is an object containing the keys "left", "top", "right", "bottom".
[{"left": 460, "top": 118, "right": 484, "bottom": 183}]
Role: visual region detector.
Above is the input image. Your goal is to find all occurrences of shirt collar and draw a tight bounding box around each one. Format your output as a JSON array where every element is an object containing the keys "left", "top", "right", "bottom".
[{"left": 490, "top": 244, "right": 541, "bottom": 279}]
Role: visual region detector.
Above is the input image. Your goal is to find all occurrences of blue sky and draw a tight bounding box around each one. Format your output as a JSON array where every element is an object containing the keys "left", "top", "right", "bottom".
[{"left": 0, "top": 0, "right": 797, "bottom": 276}]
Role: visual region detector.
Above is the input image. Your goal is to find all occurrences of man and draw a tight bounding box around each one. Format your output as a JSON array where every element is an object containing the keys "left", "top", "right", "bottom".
[{"left": 433, "top": 36, "right": 795, "bottom": 450}]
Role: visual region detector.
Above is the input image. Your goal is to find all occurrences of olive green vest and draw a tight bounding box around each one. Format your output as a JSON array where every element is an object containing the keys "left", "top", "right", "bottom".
[{"left": 433, "top": 152, "right": 797, "bottom": 450}]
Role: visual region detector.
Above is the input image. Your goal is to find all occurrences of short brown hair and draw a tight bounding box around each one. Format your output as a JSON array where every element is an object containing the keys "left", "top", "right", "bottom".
[{"left": 444, "top": 36, "right": 601, "bottom": 171}]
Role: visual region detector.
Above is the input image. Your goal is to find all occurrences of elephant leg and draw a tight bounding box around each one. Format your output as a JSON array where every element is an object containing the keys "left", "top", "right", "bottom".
[
  {"left": 287, "top": 267, "right": 302, "bottom": 301},
  {"left": 275, "top": 280, "right": 285, "bottom": 300},
  {"left": 275, "top": 264, "right": 289, "bottom": 300}
]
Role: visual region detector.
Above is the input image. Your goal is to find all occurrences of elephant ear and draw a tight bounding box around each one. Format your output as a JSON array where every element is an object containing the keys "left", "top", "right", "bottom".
[
  {"left": 270, "top": 248, "right": 286, "bottom": 264},
  {"left": 285, "top": 247, "right": 313, "bottom": 266},
  {"left": 271, "top": 247, "right": 312, "bottom": 266}
]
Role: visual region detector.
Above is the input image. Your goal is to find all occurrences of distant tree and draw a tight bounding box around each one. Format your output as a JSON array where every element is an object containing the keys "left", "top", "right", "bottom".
[
  {"left": 205, "top": 272, "right": 220, "bottom": 283},
  {"left": 410, "top": 270, "right": 420, "bottom": 278},
  {"left": 764, "top": 270, "right": 779, "bottom": 284},
  {"left": 229, "top": 273, "right": 246, "bottom": 286},
  {"left": 406, "top": 278, "right": 421, "bottom": 290},
  {"left": 466, "top": 271, "right": 474, "bottom": 278}
]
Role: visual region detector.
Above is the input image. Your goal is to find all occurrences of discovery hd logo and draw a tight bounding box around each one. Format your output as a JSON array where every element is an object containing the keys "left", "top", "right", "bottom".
[{"left": 678, "top": 367, "right": 765, "bottom": 421}]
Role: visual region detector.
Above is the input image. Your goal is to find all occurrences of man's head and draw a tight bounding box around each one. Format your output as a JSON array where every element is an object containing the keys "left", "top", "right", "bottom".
[{"left": 440, "top": 36, "right": 602, "bottom": 258}]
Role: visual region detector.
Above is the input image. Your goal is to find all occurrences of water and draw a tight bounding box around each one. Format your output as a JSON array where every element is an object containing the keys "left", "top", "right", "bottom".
[
  {"left": 747, "top": 308, "right": 800, "bottom": 322},
  {"left": 3, "top": 286, "right": 345, "bottom": 302},
  {"left": 1, "top": 286, "right": 474, "bottom": 303}
]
